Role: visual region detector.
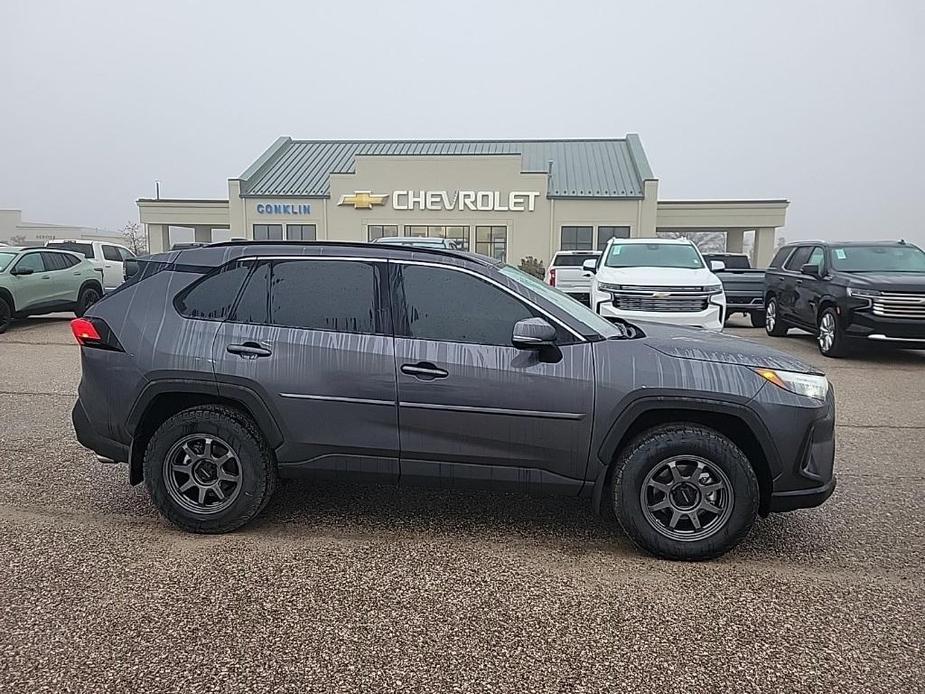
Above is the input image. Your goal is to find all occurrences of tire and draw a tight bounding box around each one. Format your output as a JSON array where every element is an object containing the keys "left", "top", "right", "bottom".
[
  {"left": 749, "top": 311, "right": 766, "bottom": 328},
  {"left": 764, "top": 296, "right": 789, "bottom": 336},
  {"left": 0, "top": 298, "right": 11, "bottom": 334},
  {"left": 817, "top": 307, "right": 848, "bottom": 358},
  {"left": 143, "top": 405, "right": 277, "bottom": 533},
  {"left": 74, "top": 285, "right": 101, "bottom": 318},
  {"left": 612, "top": 424, "right": 759, "bottom": 561}
]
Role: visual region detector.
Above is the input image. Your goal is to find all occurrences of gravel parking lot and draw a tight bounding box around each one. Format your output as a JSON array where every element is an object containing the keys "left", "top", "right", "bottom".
[{"left": 0, "top": 315, "right": 923, "bottom": 693}]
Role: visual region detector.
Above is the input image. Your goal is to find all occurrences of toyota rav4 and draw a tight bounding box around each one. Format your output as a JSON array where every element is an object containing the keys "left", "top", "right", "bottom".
[{"left": 72, "top": 242, "right": 836, "bottom": 560}]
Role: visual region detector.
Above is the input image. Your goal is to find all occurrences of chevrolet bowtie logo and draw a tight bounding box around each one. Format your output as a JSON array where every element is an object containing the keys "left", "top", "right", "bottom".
[{"left": 338, "top": 191, "right": 388, "bottom": 209}]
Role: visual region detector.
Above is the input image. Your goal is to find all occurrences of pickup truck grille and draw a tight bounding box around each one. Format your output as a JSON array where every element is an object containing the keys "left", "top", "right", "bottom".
[
  {"left": 609, "top": 288, "right": 711, "bottom": 313},
  {"left": 872, "top": 292, "right": 925, "bottom": 319}
]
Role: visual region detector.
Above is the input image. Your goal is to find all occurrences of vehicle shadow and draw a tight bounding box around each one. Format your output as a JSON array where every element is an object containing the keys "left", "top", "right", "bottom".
[{"left": 2, "top": 314, "right": 74, "bottom": 335}]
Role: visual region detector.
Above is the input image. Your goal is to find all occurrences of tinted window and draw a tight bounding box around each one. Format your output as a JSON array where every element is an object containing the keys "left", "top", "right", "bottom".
[
  {"left": 102, "top": 245, "right": 122, "bottom": 261},
  {"left": 561, "top": 226, "right": 593, "bottom": 251},
  {"left": 231, "top": 262, "right": 269, "bottom": 324},
  {"left": 41, "top": 252, "right": 68, "bottom": 271},
  {"left": 47, "top": 241, "right": 94, "bottom": 258},
  {"left": 399, "top": 265, "right": 533, "bottom": 346},
  {"left": 59, "top": 254, "right": 79, "bottom": 268},
  {"left": 270, "top": 260, "right": 381, "bottom": 333},
  {"left": 175, "top": 262, "right": 252, "bottom": 320},
  {"left": 552, "top": 253, "right": 599, "bottom": 267},
  {"left": 14, "top": 253, "right": 46, "bottom": 273},
  {"left": 769, "top": 247, "right": 793, "bottom": 269},
  {"left": 829, "top": 245, "right": 925, "bottom": 272},
  {"left": 807, "top": 247, "right": 824, "bottom": 269},
  {"left": 784, "top": 246, "right": 813, "bottom": 271}
]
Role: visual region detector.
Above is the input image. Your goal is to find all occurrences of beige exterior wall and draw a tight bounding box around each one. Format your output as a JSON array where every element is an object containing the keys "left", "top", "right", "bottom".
[{"left": 0, "top": 209, "right": 122, "bottom": 246}]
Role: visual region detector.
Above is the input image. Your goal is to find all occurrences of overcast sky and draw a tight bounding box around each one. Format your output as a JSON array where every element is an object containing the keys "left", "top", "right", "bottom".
[{"left": 1, "top": 0, "right": 923, "bottom": 244}]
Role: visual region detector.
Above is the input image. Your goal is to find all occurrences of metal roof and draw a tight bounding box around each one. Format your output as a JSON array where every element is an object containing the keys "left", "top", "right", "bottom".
[{"left": 239, "top": 135, "right": 653, "bottom": 199}]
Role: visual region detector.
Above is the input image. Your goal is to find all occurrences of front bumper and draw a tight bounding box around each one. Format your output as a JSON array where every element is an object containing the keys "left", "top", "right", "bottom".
[
  {"left": 597, "top": 301, "right": 724, "bottom": 330},
  {"left": 843, "top": 308, "right": 925, "bottom": 342}
]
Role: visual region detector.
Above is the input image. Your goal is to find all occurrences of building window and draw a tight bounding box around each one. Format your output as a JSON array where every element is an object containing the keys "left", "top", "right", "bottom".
[
  {"left": 286, "top": 224, "right": 316, "bottom": 241},
  {"left": 404, "top": 225, "right": 470, "bottom": 251},
  {"left": 368, "top": 224, "right": 398, "bottom": 242},
  {"left": 560, "top": 226, "right": 593, "bottom": 250},
  {"left": 597, "top": 226, "right": 630, "bottom": 250},
  {"left": 253, "top": 224, "right": 283, "bottom": 241},
  {"left": 475, "top": 226, "right": 507, "bottom": 261}
]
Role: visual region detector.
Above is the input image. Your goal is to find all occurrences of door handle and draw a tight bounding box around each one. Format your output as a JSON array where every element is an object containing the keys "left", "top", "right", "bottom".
[
  {"left": 226, "top": 342, "right": 272, "bottom": 358},
  {"left": 401, "top": 362, "right": 449, "bottom": 380}
]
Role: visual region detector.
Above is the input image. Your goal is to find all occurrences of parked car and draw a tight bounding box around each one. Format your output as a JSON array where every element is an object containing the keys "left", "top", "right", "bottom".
[
  {"left": 0, "top": 247, "right": 103, "bottom": 333},
  {"left": 703, "top": 253, "right": 767, "bottom": 327},
  {"left": 45, "top": 239, "right": 135, "bottom": 292},
  {"left": 372, "top": 236, "right": 458, "bottom": 249},
  {"left": 587, "top": 238, "right": 727, "bottom": 330},
  {"left": 71, "top": 241, "right": 835, "bottom": 560},
  {"left": 764, "top": 240, "right": 925, "bottom": 357},
  {"left": 544, "top": 250, "right": 601, "bottom": 304}
]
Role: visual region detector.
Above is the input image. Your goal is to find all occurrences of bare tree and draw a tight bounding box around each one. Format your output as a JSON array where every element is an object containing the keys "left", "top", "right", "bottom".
[
  {"left": 9, "top": 234, "right": 26, "bottom": 245},
  {"left": 121, "top": 222, "right": 147, "bottom": 255}
]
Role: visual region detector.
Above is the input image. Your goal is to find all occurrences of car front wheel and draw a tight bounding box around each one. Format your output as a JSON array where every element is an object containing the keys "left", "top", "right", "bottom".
[
  {"left": 612, "top": 424, "right": 759, "bottom": 561},
  {"left": 817, "top": 307, "right": 848, "bottom": 358},
  {"left": 0, "top": 298, "right": 11, "bottom": 334},
  {"left": 143, "top": 405, "right": 277, "bottom": 533}
]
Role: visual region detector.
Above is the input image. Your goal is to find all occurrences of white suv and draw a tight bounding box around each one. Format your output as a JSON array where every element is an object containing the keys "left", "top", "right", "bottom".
[
  {"left": 45, "top": 239, "right": 135, "bottom": 292},
  {"left": 587, "top": 238, "right": 726, "bottom": 330}
]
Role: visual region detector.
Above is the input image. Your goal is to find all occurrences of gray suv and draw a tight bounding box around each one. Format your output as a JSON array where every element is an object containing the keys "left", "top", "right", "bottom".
[{"left": 71, "top": 242, "right": 836, "bottom": 560}]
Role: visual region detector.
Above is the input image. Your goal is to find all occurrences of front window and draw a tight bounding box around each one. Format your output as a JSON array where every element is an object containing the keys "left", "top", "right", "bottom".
[
  {"left": 475, "top": 226, "right": 507, "bottom": 261},
  {"left": 603, "top": 243, "right": 704, "bottom": 269},
  {"left": 500, "top": 266, "right": 621, "bottom": 338},
  {"left": 0, "top": 252, "right": 16, "bottom": 272},
  {"left": 830, "top": 245, "right": 925, "bottom": 272}
]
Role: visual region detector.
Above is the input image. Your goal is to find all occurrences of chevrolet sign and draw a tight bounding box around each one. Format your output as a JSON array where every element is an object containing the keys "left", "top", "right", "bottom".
[{"left": 392, "top": 190, "right": 540, "bottom": 212}]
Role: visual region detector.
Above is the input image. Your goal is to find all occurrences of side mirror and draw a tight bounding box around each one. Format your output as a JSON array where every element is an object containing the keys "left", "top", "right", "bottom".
[
  {"left": 11, "top": 267, "right": 34, "bottom": 276},
  {"left": 801, "top": 263, "right": 821, "bottom": 278},
  {"left": 512, "top": 317, "right": 557, "bottom": 349},
  {"left": 582, "top": 258, "right": 597, "bottom": 274},
  {"left": 709, "top": 260, "right": 726, "bottom": 272}
]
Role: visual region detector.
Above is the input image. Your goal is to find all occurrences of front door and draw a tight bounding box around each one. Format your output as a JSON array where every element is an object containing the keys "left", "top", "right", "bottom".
[
  {"left": 793, "top": 246, "right": 825, "bottom": 327},
  {"left": 778, "top": 245, "right": 812, "bottom": 323},
  {"left": 210, "top": 257, "right": 399, "bottom": 479},
  {"left": 391, "top": 262, "right": 594, "bottom": 492},
  {"left": 9, "top": 251, "right": 49, "bottom": 312}
]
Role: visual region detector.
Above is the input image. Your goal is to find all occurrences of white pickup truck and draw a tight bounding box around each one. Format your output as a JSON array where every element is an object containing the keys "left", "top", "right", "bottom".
[
  {"left": 544, "top": 250, "right": 601, "bottom": 303},
  {"left": 45, "top": 239, "right": 135, "bottom": 292}
]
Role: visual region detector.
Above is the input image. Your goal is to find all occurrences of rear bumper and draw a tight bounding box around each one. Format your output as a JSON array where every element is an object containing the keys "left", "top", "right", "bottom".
[
  {"left": 769, "top": 477, "right": 836, "bottom": 512},
  {"left": 72, "top": 399, "right": 128, "bottom": 463}
]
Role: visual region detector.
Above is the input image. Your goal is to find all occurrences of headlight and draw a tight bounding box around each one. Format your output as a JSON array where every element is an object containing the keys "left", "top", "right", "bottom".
[
  {"left": 847, "top": 287, "right": 881, "bottom": 299},
  {"left": 754, "top": 368, "right": 829, "bottom": 401},
  {"left": 598, "top": 281, "right": 622, "bottom": 292},
  {"left": 703, "top": 283, "right": 723, "bottom": 295}
]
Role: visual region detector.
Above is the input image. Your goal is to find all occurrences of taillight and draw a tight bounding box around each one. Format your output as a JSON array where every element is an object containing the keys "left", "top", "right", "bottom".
[
  {"left": 548, "top": 268, "right": 557, "bottom": 287},
  {"left": 71, "top": 317, "right": 123, "bottom": 351}
]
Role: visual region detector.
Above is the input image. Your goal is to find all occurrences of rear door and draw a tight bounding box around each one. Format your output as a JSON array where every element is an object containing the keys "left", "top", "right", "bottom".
[
  {"left": 391, "top": 261, "right": 594, "bottom": 492},
  {"left": 40, "top": 252, "right": 81, "bottom": 303},
  {"left": 210, "top": 257, "right": 399, "bottom": 480},
  {"left": 100, "top": 244, "right": 125, "bottom": 290}
]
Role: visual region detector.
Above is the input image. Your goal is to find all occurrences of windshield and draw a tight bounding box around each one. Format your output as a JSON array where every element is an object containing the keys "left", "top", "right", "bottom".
[
  {"left": 830, "top": 245, "right": 925, "bottom": 272},
  {"left": 0, "top": 252, "right": 15, "bottom": 272},
  {"left": 604, "top": 243, "right": 704, "bottom": 269},
  {"left": 500, "top": 266, "right": 622, "bottom": 338}
]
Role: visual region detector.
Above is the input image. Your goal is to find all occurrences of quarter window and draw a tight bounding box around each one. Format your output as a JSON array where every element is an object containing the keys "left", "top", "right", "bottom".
[
  {"left": 269, "top": 260, "right": 382, "bottom": 334},
  {"left": 286, "top": 224, "right": 316, "bottom": 241},
  {"left": 597, "top": 226, "right": 630, "bottom": 250},
  {"left": 475, "top": 226, "right": 507, "bottom": 261},
  {"left": 368, "top": 224, "right": 398, "bottom": 242},
  {"left": 231, "top": 261, "right": 270, "bottom": 324},
  {"left": 560, "top": 226, "right": 593, "bottom": 251},
  {"left": 398, "top": 264, "right": 533, "bottom": 346},
  {"left": 175, "top": 261, "right": 252, "bottom": 320},
  {"left": 253, "top": 224, "right": 283, "bottom": 241}
]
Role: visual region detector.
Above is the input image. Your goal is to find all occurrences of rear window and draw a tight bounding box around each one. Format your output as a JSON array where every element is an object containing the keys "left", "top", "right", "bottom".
[
  {"left": 552, "top": 253, "right": 598, "bottom": 267},
  {"left": 48, "top": 241, "right": 94, "bottom": 258}
]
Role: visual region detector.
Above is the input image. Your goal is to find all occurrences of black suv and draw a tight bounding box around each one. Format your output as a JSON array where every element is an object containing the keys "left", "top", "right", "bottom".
[
  {"left": 764, "top": 240, "right": 925, "bottom": 357},
  {"left": 72, "top": 242, "right": 836, "bottom": 560}
]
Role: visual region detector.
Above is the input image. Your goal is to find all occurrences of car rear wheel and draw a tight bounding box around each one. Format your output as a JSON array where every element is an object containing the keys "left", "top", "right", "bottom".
[
  {"left": 612, "top": 424, "right": 759, "bottom": 561},
  {"left": 74, "top": 286, "right": 101, "bottom": 318},
  {"left": 764, "top": 297, "right": 788, "bottom": 336},
  {"left": 0, "top": 298, "right": 12, "bottom": 334},
  {"left": 143, "top": 405, "right": 277, "bottom": 533},
  {"left": 817, "top": 307, "right": 848, "bottom": 358}
]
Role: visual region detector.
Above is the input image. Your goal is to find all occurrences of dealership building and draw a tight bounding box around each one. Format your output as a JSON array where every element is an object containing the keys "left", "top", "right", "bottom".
[{"left": 138, "top": 135, "right": 788, "bottom": 266}]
